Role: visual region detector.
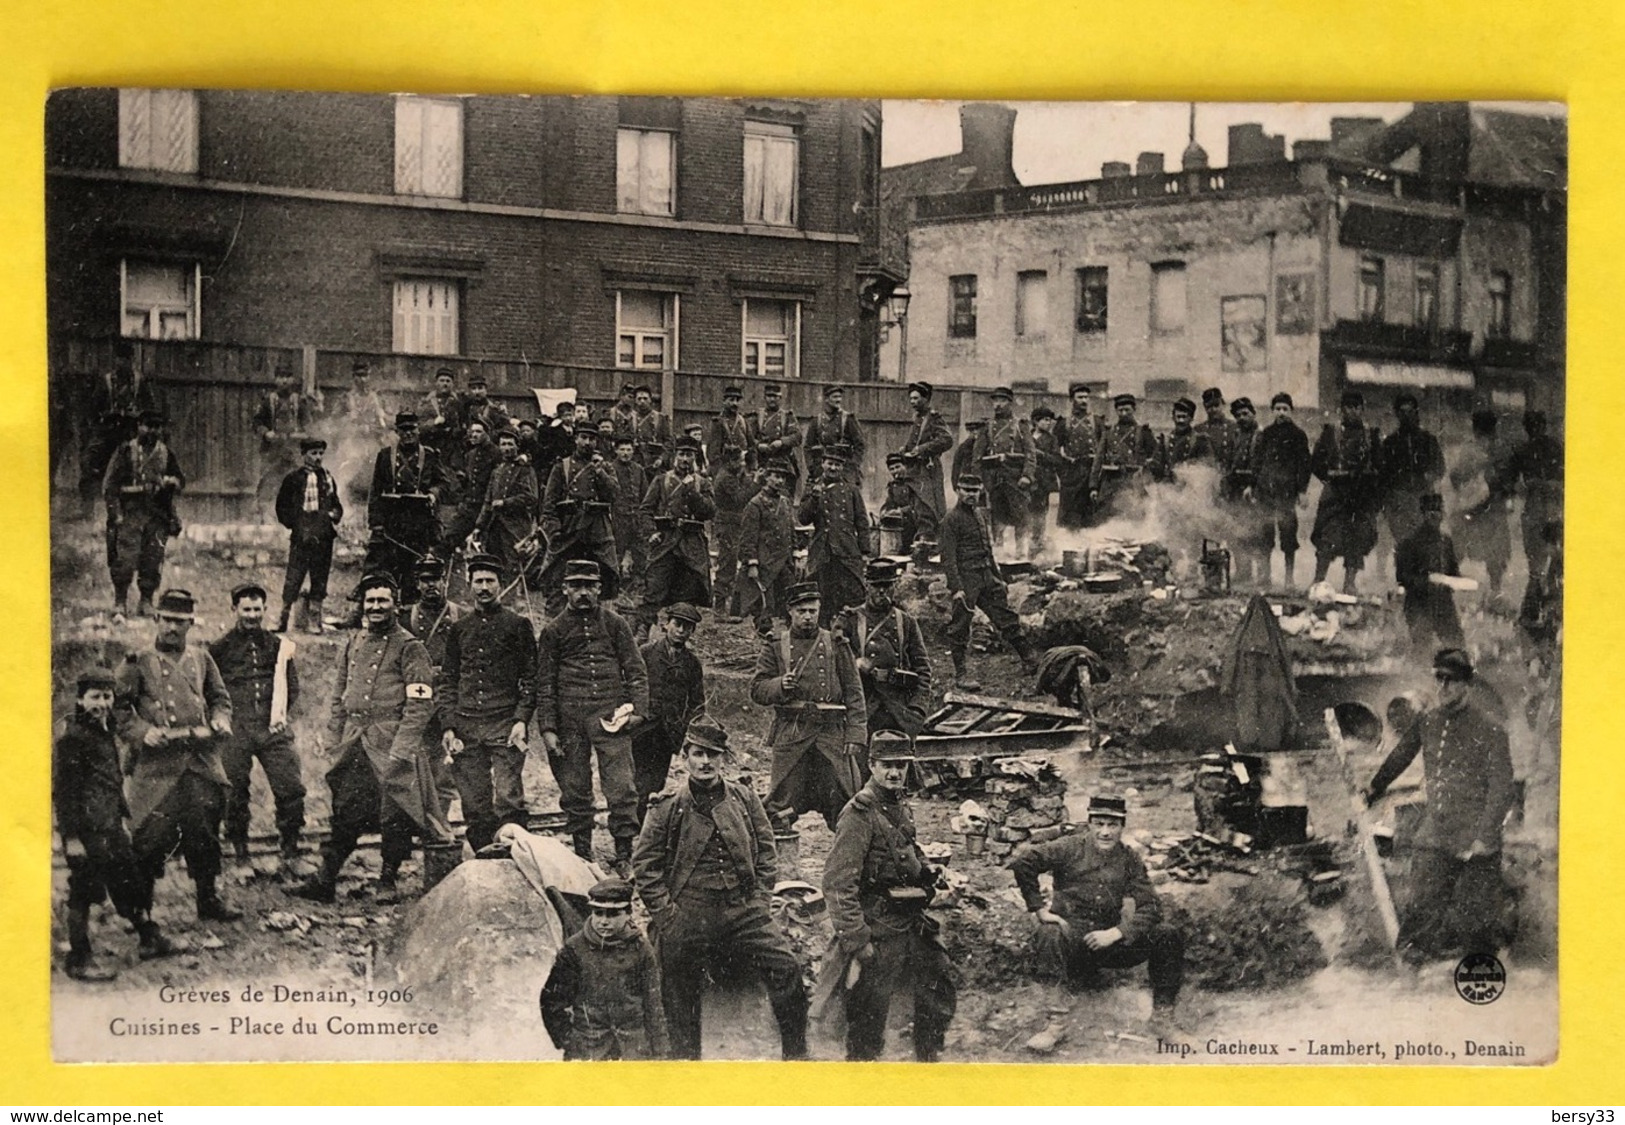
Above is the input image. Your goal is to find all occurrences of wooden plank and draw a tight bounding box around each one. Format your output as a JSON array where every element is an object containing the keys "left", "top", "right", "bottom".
[
  {"left": 941, "top": 690, "right": 1087, "bottom": 721},
  {"left": 915, "top": 726, "right": 1093, "bottom": 760}
]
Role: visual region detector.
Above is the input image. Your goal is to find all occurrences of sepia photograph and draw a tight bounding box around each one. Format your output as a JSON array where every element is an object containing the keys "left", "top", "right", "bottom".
[{"left": 43, "top": 91, "right": 1564, "bottom": 1065}]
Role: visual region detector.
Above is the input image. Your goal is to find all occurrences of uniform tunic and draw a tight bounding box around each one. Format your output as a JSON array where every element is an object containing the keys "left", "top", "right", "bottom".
[
  {"left": 1152, "top": 427, "right": 1212, "bottom": 484},
  {"left": 367, "top": 443, "right": 449, "bottom": 602},
  {"left": 444, "top": 440, "right": 499, "bottom": 543},
  {"left": 631, "top": 409, "right": 674, "bottom": 473},
  {"left": 1056, "top": 410, "right": 1098, "bottom": 528},
  {"left": 1310, "top": 421, "right": 1383, "bottom": 566},
  {"left": 610, "top": 459, "right": 649, "bottom": 576},
  {"left": 748, "top": 406, "right": 804, "bottom": 489},
  {"left": 103, "top": 438, "right": 184, "bottom": 598},
  {"left": 540, "top": 927, "right": 670, "bottom": 1060},
  {"left": 712, "top": 463, "right": 760, "bottom": 613},
  {"left": 208, "top": 626, "right": 306, "bottom": 848},
  {"left": 540, "top": 455, "right": 619, "bottom": 598},
  {"left": 937, "top": 501, "right": 1025, "bottom": 657},
  {"left": 1089, "top": 419, "right": 1157, "bottom": 519},
  {"left": 632, "top": 637, "right": 705, "bottom": 814},
  {"left": 1504, "top": 432, "right": 1564, "bottom": 570},
  {"left": 1380, "top": 424, "right": 1447, "bottom": 547},
  {"left": 707, "top": 412, "right": 755, "bottom": 472},
  {"left": 738, "top": 489, "right": 795, "bottom": 627},
  {"left": 1255, "top": 418, "right": 1313, "bottom": 556},
  {"left": 417, "top": 390, "right": 466, "bottom": 454},
  {"left": 1394, "top": 524, "right": 1466, "bottom": 649},
  {"left": 840, "top": 603, "right": 932, "bottom": 736},
  {"left": 441, "top": 604, "right": 538, "bottom": 850},
  {"left": 798, "top": 477, "right": 868, "bottom": 624},
  {"left": 641, "top": 471, "right": 718, "bottom": 614},
  {"left": 1447, "top": 437, "right": 1512, "bottom": 581},
  {"left": 970, "top": 417, "right": 1037, "bottom": 539},
  {"left": 475, "top": 457, "right": 539, "bottom": 577},
  {"left": 901, "top": 408, "right": 955, "bottom": 518},
  {"left": 750, "top": 628, "right": 867, "bottom": 830},
  {"left": 805, "top": 408, "right": 865, "bottom": 483}
]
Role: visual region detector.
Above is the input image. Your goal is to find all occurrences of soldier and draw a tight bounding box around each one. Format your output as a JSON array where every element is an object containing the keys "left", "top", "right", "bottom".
[
  {"left": 1089, "top": 394, "right": 1157, "bottom": 522},
  {"left": 1364, "top": 648, "right": 1516, "bottom": 963},
  {"left": 442, "top": 417, "right": 500, "bottom": 553},
  {"left": 707, "top": 384, "right": 754, "bottom": 473},
  {"left": 1394, "top": 493, "right": 1466, "bottom": 651},
  {"left": 1011, "top": 794, "right": 1185, "bottom": 1028},
  {"left": 638, "top": 434, "right": 716, "bottom": 635},
  {"left": 1310, "top": 390, "right": 1384, "bottom": 594},
  {"left": 539, "top": 876, "right": 670, "bottom": 1060},
  {"left": 900, "top": 380, "right": 954, "bottom": 521},
  {"left": 1220, "top": 398, "right": 1264, "bottom": 584},
  {"left": 275, "top": 437, "right": 343, "bottom": 634},
  {"left": 535, "top": 560, "right": 650, "bottom": 869},
  {"left": 418, "top": 367, "right": 466, "bottom": 456},
  {"left": 339, "top": 359, "right": 392, "bottom": 441},
  {"left": 102, "top": 409, "right": 184, "bottom": 619},
  {"left": 1055, "top": 383, "right": 1097, "bottom": 530},
  {"left": 539, "top": 423, "right": 621, "bottom": 605},
  {"left": 208, "top": 583, "right": 307, "bottom": 879},
  {"left": 54, "top": 666, "right": 180, "bottom": 979},
  {"left": 80, "top": 339, "right": 160, "bottom": 508},
  {"left": 739, "top": 462, "right": 797, "bottom": 633},
  {"left": 1379, "top": 393, "right": 1447, "bottom": 565},
  {"left": 950, "top": 420, "right": 987, "bottom": 500},
  {"left": 1502, "top": 409, "right": 1565, "bottom": 577},
  {"left": 839, "top": 559, "right": 933, "bottom": 737},
  {"left": 534, "top": 401, "right": 577, "bottom": 485},
  {"left": 633, "top": 602, "right": 705, "bottom": 820},
  {"left": 1194, "top": 386, "right": 1238, "bottom": 471},
  {"left": 596, "top": 416, "right": 618, "bottom": 463},
  {"left": 401, "top": 552, "right": 463, "bottom": 821},
  {"left": 440, "top": 553, "right": 538, "bottom": 854},
  {"left": 515, "top": 416, "right": 543, "bottom": 470},
  {"left": 474, "top": 429, "right": 540, "bottom": 581},
  {"left": 970, "top": 386, "right": 1036, "bottom": 556},
  {"left": 820, "top": 730, "right": 956, "bottom": 1062},
  {"left": 366, "top": 412, "right": 449, "bottom": 605},
  {"left": 460, "top": 373, "right": 511, "bottom": 437},
  {"left": 750, "top": 583, "right": 868, "bottom": 833},
  {"left": 630, "top": 384, "right": 673, "bottom": 474},
  {"left": 1029, "top": 405, "right": 1063, "bottom": 554},
  {"left": 115, "top": 589, "right": 241, "bottom": 922},
  {"left": 799, "top": 447, "right": 869, "bottom": 626},
  {"left": 880, "top": 453, "right": 936, "bottom": 555},
  {"left": 254, "top": 362, "right": 318, "bottom": 516},
  {"left": 712, "top": 445, "right": 759, "bottom": 619},
  {"left": 1255, "top": 393, "right": 1313, "bottom": 590},
  {"left": 609, "top": 435, "right": 649, "bottom": 590},
  {"left": 608, "top": 383, "right": 639, "bottom": 440},
  {"left": 631, "top": 716, "right": 809, "bottom": 1060},
  {"left": 747, "top": 382, "right": 803, "bottom": 494},
  {"left": 938, "top": 473, "right": 1038, "bottom": 688},
  {"left": 1448, "top": 410, "right": 1513, "bottom": 599},
  {"left": 1151, "top": 398, "right": 1212, "bottom": 484},
  {"left": 805, "top": 384, "right": 864, "bottom": 485},
  {"left": 293, "top": 574, "right": 451, "bottom": 904}
]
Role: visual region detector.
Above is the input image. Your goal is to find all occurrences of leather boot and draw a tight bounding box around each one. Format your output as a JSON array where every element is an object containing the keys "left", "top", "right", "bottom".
[
  {"left": 137, "top": 919, "right": 183, "bottom": 961},
  {"left": 135, "top": 593, "right": 155, "bottom": 618},
  {"left": 64, "top": 906, "right": 118, "bottom": 982},
  {"left": 374, "top": 860, "right": 402, "bottom": 905},
  {"left": 277, "top": 603, "right": 294, "bottom": 632},
  {"left": 572, "top": 831, "right": 594, "bottom": 860},
  {"left": 611, "top": 836, "right": 634, "bottom": 877},
  {"left": 279, "top": 832, "right": 310, "bottom": 880},
  {"left": 1282, "top": 552, "right": 1296, "bottom": 591},
  {"left": 196, "top": 876, "right": 243, "bottom": 922},
  {"left": 291, "top": 854, "right": 341, "bottom": 903},
  {"left": 305, "top": 597, "right": 325, "bottom": 635},
  {"left": 951, "top": 649, "right": 981, "bottom": 692}
]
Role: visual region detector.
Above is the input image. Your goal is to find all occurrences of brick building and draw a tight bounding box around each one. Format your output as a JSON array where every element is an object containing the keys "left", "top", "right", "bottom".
[
  {"left": 894, "top": 103, "right": 1565, "bottom": 419},
  {"left": 46, "top": 89, "right": 885, "bottom": 383}
]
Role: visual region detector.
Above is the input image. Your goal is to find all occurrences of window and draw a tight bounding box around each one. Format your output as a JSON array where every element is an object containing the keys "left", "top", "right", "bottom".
[
  {"left": 1358, "top": 255, "right": 1386, "bottom": 322},
  {"left": 118, "top": 89, "right": 197, "bottom": 173},
  {"left": 617, "top": 128, "right": 675, "bottom": 216},
  {"left": 1076, "top": 266, "right": 1108, "bottom": 334},
  {"left": 1488, "top": 271, "right": 1512, "bottom": 338},
  {"left": 743, "top": 121, "right": 799, "bottom": 226},
  {"left": 1150, "top": 261, "right": 1187, "bottom": 333},
  {"left": 617, "top": 291, "right": 679, "bottom": 370},
  {"left": 1414, "top": 262, "right": 1440, "bottom": 330},
  {"left": 1016, "top": 271, "right": 1048, "bottom": 337},
  {"left": 741, "top": 298, "right": 800, "bottom": 379},
  {"left": 949, "top": 275, "right": 978, "bottom": 338},
  {"left": 394, "top": 96, "right": 463, "bottom": 198},
  {"left": 393, "top": 279, "right": 459, "bottom": 355},
  {"left": 121, "top": 260, "right": 199, "bottom": 339}
]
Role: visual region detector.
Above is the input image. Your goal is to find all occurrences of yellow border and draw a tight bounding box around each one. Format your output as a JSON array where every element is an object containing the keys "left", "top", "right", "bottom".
[{"left": 4, "top": 0, "right": 1618, "bottom": 1105}]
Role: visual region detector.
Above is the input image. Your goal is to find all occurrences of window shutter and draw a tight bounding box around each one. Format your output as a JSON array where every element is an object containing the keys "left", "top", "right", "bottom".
[
  {"left": 617, "top": 129, "right": 642, "bottom": 213},
  {"left": 118, "top": 90, "right": 153, "bottom": 168},
  {"left": 423, "top": 99, "right": 462, "bottom": 197},
  {"left": 395, "top": 97, "right": 424, "bottom": 194},
  {"left": 153, "top": 89, "right": 197, "bottom": 173}
]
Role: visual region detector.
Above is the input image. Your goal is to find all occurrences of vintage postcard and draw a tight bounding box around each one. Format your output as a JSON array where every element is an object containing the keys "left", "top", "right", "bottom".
[{"left": 44, "top": 92, "right": 1563, "bottom": 1065}]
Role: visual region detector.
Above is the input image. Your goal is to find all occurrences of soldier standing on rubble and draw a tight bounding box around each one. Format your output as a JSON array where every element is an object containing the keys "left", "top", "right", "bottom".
[
  {"left": 839, "top": 559, "right": 933, "bottom": 738},
  {"left": 539, "top": 422, "right": 621, "bottom": 606},
  {"left": 938, "top": 473, "right": 1038, "bottom": 689},
  {"left": 1220, "top": 398, "right": 1265, "bottom": 585},
  {"left": 1310, "top": 390, "right": 1384, "bottom": 594},
  {"left": 806, "top": 385, "right": 865, "bottom": 485},
  {"left": 474, "top": 429, "right": 539, "bottom": 582},
  {"left": 638, "top": 434, "right": 715, "bottom": 635},
  {"left": 819, "top": 730, "right": 956, "bottom": 1062},
  {"left": 1255, "top": 393, "right": 1313, "bottom": 591},
  {"left": 632, "top": 602, "right": 706, "bottom": 821},
  {"left": 1394, "top": 493, "right": 1466, "bottom": 651},
  {"left": 103, "top": 409, "right": 184, "bottom": 619},
  {"left": 535, "top": 560, "right": 649, "bottom": 869},
  {"left": 1089, "top": 394, "right": 1157, "bottom": 522},
  {"left": 739, "top": 462, "right": 797, "bottom": 632},
  {"left": 970, "top": 386, "right": 1036, "bottom": 557},
  {"left": 442, "top": 417, "right": 499, "bottom": 553},
  {"left": 1056, "top": 383, "right": 1097, "bottom": 530},
  {"left": 632, "top": 715, "right": 810, "bottom": 1060},
  {"left": 1364, "top": 648, "right": 1516, "bottom": 964},
  {"left": 366, "top": 412, "right": 449, "bottom": 605},
  {"left": 900, "top": 381, "right": 954, "bottom": 522},
  {"left": 1379, "top": 393, "right": 1447, "bottom": 569},
  {"left": 1011, "top": 794, "right": 1185, "bottom": 1029},
  {"left": 799, "top": 447, "right": 869, "bottom": 626},
  {"left": 751, "top": 583, "right": 868, "bottom": 833},
  {"left": 748, "top": 383, "right": 803, "bottom": 495},
  {"left": 275, "top": 437, "right": 343, "bottom": 634},
  {"left": 711, "top": 445, "right": 758, "bottom": 619}
]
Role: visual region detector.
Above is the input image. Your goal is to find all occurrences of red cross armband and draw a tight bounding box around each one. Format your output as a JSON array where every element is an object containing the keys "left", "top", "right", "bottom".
[{"left": 406, "top": 683, "right": 434, "bottom": 700}]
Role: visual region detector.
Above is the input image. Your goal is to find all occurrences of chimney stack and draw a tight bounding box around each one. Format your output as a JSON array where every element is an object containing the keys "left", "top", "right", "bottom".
[
  {"left": 1330, "top": 116, "right": 1384, "bottom": 150},
  {"left": 1293, "top": 139, "right": 1330, "bottom": 161},
  {"left": 1136, "top": 151, "right": 1165, "bottom": 177},
  {"left": 1227, "top": 123, "right": 1286, "bottom": 166},
  {"left": 1102, "top": 161, "right": 1131, "bottom": 179},
  {"left": 957, "top": 102, "right": 1019, "bottom": 190}
]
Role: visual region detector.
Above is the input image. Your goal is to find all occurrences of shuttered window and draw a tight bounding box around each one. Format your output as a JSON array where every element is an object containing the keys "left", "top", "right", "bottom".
[
  {"left": 1150, "top": 261, "right": 1188, "bottom": 333},
  {"left": 118, "top": 89, "right": 198, "bottom": 173},
  {"left": 617, "top": 128, "right": 676, "bottom": 216},
  {"left": 1016, "top": 270, "right": 1048, "bottom": 337},
  {"left": 394, "top": 96, "right": 463, "bottom": 198},
  {"left": 393, "top": 279, "right": 460, "bottom": 355}
]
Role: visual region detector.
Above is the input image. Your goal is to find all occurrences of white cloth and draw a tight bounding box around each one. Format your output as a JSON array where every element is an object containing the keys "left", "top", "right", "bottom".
[
  {"left": 495, "top": 823, "right": 603, "bottom": 900},
  {"left": 302, "top": 469, "right": 321, "bottom": 512}
]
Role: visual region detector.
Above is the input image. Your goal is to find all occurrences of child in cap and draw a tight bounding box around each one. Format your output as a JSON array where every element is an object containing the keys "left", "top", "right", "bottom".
[{"left": 538, "top": 876, "right": 670, "bottom": 1060}]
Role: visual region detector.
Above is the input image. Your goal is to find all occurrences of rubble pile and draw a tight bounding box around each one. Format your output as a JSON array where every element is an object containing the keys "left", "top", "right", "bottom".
[
  {"left": 1167, "top": 871, "right": 1330, "bottom": 991},
  {"left": 930, "top": 758, "right": 1069, "bottom": 860}
]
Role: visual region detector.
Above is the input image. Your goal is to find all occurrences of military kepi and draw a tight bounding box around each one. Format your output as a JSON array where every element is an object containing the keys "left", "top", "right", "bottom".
[
  {"left": 155, "top": 589, "right": 196, "bottom": 618},
  {"left": 869, "top": 729, "right": 915, "bottom": 762},
  {"left": 865, "top": 558, "right": 902, "bottom": 584},
  {"left": 1433, "top": 648, "right": 1474, "bottom": 681},
  {"left": 465, "top": 552, "right": 505, "bottom": 579},
  {"left": 1087, "top": 794, "right": 1129, "bottom": 821},
  {"left": 563, "top": 560, "right": 602, "bottom": 585},
  {"left": 786, "top": 582, "right": 822, "bottom": 606}
]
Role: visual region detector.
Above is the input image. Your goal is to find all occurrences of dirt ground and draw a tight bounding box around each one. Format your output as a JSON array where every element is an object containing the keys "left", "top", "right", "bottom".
[{"left": 48, "top": 511, "right": 1559, "bottom": 1065}]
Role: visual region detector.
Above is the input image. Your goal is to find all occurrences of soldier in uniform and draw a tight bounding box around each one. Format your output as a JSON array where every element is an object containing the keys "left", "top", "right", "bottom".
[
  {"left": 638, "top": 434, "right": 716, "bottom": 635},
  {"left": 254, "top": 362, "right": 318, "bottom": 518},
  {"left": 116, "top": 589, "right": 241, "bottom": 922},
  {"left": 900, "top": 380, "right": 954, "bottom": 522},
  {"left": 1255, "top": 393, "right": 1313, "bottom": 590},
  {"left": 80, "top": 340, "right": 160, "bottom": 508},
  {"left": 102, "top": 409, "right": 184, "bottom": 618},
  {"left": 750, "top": 583, "right": 868, "bottom": 833},
  {"left": 631, "top": 385, "right": 673, "bottom": 474},
  {"left": 54, "top": 666, "right": 180, "bottom": 979},
  {"left": 474, "top": 429, "right": 539, "bottom": 582},
  {"left": 880, "top": 453, "right": 936, "bottom": 555},
  {"left": 1220, "top": 398, "right": 1265, "bottom": 585},
  {"left": 1056, "top": 383, "right": 1097, "bottom": 530},
  {"left": 1194, "top": 386, "right": 1238, "bottom": 470},
  {"left": 1448, "top": 410, "right": 1513, "bottom": 599},
  {"left": 208, "top": 583, "right": 307, "bottom": 878},
  {"left": 707, "top": 384, "right": 755, "bottom": 473},
  {"left": 294, "top": 574, "right": 451, "bottom": 904},
  {"left": 539, "top": 423, "right": 621, "bottom": 605},
  {"left": 838, "top": 559, "right": 932, "bottom": 738},
  {"left": 1503, "top": 409, "right": 1565, "bottom": 577},
  {"left": 820, "top": 730, "right": 956, "bottom": 1062},
  {"left": 1379, "top": 393, "right": 1447, "bottom": 568},
  {"left": 442, "top": 417, "right": 500, "bottom": 553},
  {"left": 609, "top": 435, "right": 649, "bottom": 591},
  {"left": 1365, "top": 648, "right": 1516, "bottom": 963},
  {"left": 275, "top": 437, "right": 344, "bottom": 634},
  {"left": 938, "top": 473, "right": 1038, "bottom": 688},
  {"left": 1394, "top": 494, "right": 1466, "bottom": 651},
  {"left": 799, "top": 447, "right": 869, "bottom": 626},
  {"left": 632, "top": 716, "right": 810, "bottom": 1061},
  {"left": 539, "top": 876, "right": 670, "bottom": 1060},
  {"left": 1028, "top": 406, "right": 1062, "bottom": 554},
  {"left": 1089, "top": 393, "right": 1157, "bottom": 522},
  {"left": 747, "top": 383, "right": 802, "bottom": 494},
  {"left": 535, "top": 560, "right": 650, "bottom": 868},
  {"left": 739, "top": 462, "right": 797, "bottom": 633},
  {"left": 439, "top": 553, "right": 537, "bottom": 854},
  {"left": 633, "top": 602, "right": 705, "bottom": 820},
  {"left": 608, "top": 383, "right": 639, "bottom": 440},
  {"left": 711, "top": 445, "right": 759, "bottom": 619},
  {"left": 401, "top": 552, "right": 463, "bottom": 821},
  {"left": 1310, "top": 390, "right": 1384, "bottom": 594},
  {"left": 460, "top": 374, "right": 511, "bottom": 437},
  {"left": 970, "top": 386, "right": 1036, "bottom": 557},
  {"left": 418, "top": 367, "right": 466, "bottom": 457},
  {"left": 805, "top": 384, "right": 865, "bottom": 485},
  {"left": 951, "top": 419, "right": 986, "bottom": 497},
  {"left": 339, "top": 359, "right": 392, "bottom": 442},
  {"left": 1151, "top": 398, "right": 1211, "bottom": 484},
  {"left": 366, "top": 412, "right": 449, "bottom": 605}
]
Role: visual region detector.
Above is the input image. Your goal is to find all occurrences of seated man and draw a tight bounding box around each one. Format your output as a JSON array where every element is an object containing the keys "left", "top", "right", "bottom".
[{"left": 1009, "top": 793, "right": 1184, "bottom": 1029}]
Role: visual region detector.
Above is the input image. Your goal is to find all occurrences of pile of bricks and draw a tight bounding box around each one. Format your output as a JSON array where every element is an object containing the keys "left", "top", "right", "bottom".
[{"left": 979, "top": 761, "right": 1069, "bottom": 859}]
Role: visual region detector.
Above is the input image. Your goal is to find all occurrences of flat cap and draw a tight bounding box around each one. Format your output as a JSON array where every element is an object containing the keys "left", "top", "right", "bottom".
[
  {"left": 587, "top": 878, "right": 634, "bottom": 910},
  {"left": 908, "top": 381, "right": 935, "bottom": 398},
  {"left": 77, "top": 665, "right": 118, "bottom": 693},
  {"left": 666, "top": 602, "right": 702, "bottom": 625},
  {"left": 357, "top": 572, "right": 399, "bottom": 596},
  {"left": 230, "top": 582, "right": 268, "bottom": 604}
]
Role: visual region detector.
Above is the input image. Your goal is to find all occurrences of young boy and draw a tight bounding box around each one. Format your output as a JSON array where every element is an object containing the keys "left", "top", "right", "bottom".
[{"left": 539, "top": 877, "right": 670, "bottom": 1060}]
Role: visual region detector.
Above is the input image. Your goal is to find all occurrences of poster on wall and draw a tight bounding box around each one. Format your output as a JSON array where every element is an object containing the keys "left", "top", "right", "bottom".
[
  {"left": 1220, "top": 294, "right": 1268, "bottom": 372},
  {"left": 1275, "top": 272, "right": 1316, "bottom": 334}
]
